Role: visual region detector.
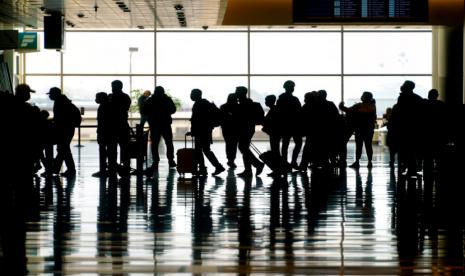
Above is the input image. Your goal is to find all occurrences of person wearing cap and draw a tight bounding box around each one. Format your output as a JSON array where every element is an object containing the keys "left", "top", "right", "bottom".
[
  {"left": 48, "top": 87, "right": 77, "bottom": 177},
  {"left": 14, "top": 84, "right": 43, "bottom": 173}
]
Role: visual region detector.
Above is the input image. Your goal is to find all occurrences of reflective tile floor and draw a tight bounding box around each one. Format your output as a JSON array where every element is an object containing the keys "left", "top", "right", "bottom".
[{"left": 5, "top": 141, "right": 465, "bottom": 275}]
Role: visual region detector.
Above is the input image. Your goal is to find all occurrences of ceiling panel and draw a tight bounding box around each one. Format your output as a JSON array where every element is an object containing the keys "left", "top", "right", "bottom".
[{"left": 0, "top": 0, "right": 227, "bottom": 29}]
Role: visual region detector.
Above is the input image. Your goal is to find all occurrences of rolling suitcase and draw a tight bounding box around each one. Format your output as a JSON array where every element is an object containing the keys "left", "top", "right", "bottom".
[
  {"left": 250, "top": 143, "right": 288, "bottom": 175},
  {"left": 177, "top": 134, "right": 196, "bottom": 177}
]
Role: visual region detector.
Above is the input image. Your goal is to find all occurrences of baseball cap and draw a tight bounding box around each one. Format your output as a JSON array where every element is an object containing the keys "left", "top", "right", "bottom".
[
  {"left": 47, "top": 87, "right": 62, "bottom": 96},
  {"left": 15, "top": 84, "right": 35, "bottom": 94}
]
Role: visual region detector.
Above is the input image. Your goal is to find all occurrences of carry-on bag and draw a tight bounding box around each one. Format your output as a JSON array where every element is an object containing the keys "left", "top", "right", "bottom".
[
  {"left": 250, "top": 143, "right": 288, "bottom": 175},
  {"left": 177, "top": 133, "right": 196, "bottom": 177}
]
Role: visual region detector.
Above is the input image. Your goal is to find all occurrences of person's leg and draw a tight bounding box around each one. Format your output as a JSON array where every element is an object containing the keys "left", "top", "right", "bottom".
[
  {"left": 238, "top": 136, "right": 252, "bottom": 175},
  {"left": 162, "top": 126, "right": 176, "bottom": 166},
  {"left": 291, "top": 134, "right": 302, "bottom": 168},
  {"left": 194, "top": 136, "right": 207, "bottom": 174},
  {"left": 118, "top": 129, "right": 131, "bottom": 174},
  {"left": 364, "top": 130, "right": 374, "bottom": 167},
  {"left": 149, "top": 129, "right": 162, "bottom": 167},
  {"left": 350, "top": 132, "right": 363, "bottom": 168},
  {"left": 281, "top": 135, "right": 291, "bottom": 164},
  {"left": 62, "top": 129, "right": 76, "bottom": 173}
]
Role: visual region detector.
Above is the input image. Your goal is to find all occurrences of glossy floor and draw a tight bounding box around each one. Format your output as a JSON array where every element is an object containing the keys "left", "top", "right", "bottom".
[{"left": 17, "top": 142, "right": 465, "bottom": 274}]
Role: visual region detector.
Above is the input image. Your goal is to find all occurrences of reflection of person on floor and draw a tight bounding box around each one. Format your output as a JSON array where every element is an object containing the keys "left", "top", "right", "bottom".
[{"left": 188, "top": 88, "right": 225, "bottom": 176}]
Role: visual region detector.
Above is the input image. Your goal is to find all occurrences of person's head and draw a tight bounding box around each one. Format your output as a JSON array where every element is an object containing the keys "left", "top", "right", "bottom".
[
  {"left": 143, "top": 90, "right": 151, "bottom": 97},
  {"left": 265, "top": 94, "right": 276, "bottom": 108},
  {"left": 428, "top": 89, "right": 439, "bottom": 100},
  {"left": 235, "top": 86, "right": 248, "bottom": 101},
  {"left": 15, "top": 84, "right": 35, "bottom": 102},
  {"left": 400, "top": 80, "right": 415, "bottom": 94},
  {"left": 40, "top": 109, "right": 50, "bottom": 120},
  {"left": 95, "top": 92, "right": 108, "bottom": 104},
  {"left": 361, "top": 91, "right": 374, "bottom": 103},
  {"left": 317, "top": 90, "right": 327, "bottom": 100},
  {"left": 190, "top": 88, "right": 202, "bottom": 102},
  {"left": 226, "top": 93, "right": 237, "bottom": 104},
  {"left": 47, "top": 87, "right": 62, "bottom": 101},
  {"left": 154, "top": 86, "right": 165, "bottom": 97},
  {"left": 111, "top": 80, "right": 123, "bottom": 93},
  {"left": 283, "top": 80, "right": 295, "bottom": 93},
  {"left": 304, "top": 91, "right": 317, "bottom": 104}
]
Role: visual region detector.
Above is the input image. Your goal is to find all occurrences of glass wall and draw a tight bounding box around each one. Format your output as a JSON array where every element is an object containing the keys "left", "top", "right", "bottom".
[{"left": 25, "top": 28, "right": 432, "bottom": 120}]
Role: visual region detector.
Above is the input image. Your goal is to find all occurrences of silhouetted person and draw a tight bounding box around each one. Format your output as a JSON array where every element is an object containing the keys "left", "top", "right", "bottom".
[
  {"left": 262, "top": 94, "right": 281, "bottom": 160},
  {"left": 138, "top": 90, "right": 151, "bottom": 128},
  {"left": 383, "top": 107, "right": 397, "bottom": 167},
  {"left": 299, "top": 91, "right": 318, "bottom": 171},
  {"left": 38, "top": 109, "right": 54, "bottom": 177},
  {"left": 307, "top": 90, "right": 340, "bottom": 169},
  {"left": 234, "top": 86, "right": 264, "bottom": 177},
  {"left": 423, "top": 89, "right": 447, "bottom": 171},
  {"left": 188, "top": 88, "right": 225, "bottom": 176},
  {"left": 92, "top": 92, "right": 113, "bottom": 177},
  {"left": 389, "top": 80, "right": 426, "bottom": 176},
  {"left": 108, "top": 80, "right": 131, "bottom": 176},
  {"left": 143, "top": 86, "right": 177, "bottom": 175},
  {"left": 276, "top": 80, "right": 302, "bottom": 169},
  {"left": 0, "top": 84, "right": 40, "bottom": 275},
  {"left": 48, "top": 87, "right": 76, "bottom": 177},
  {"left": 339, "top": 91, "right": 377, "bottom": 168},
  {"left": 220, "top": 93, "right": 239, "bottom": 168}
]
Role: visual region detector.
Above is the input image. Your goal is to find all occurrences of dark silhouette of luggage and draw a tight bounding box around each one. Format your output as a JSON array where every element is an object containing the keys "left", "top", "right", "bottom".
[
  {"left": 177, "top": 134, "right": 196, "bottom": 177},
  {"left": 250, "top": 143, "right": 287, "bottom": 175},
  {"left": 128, "top": 125, "right": 148, "bottom": 174}
]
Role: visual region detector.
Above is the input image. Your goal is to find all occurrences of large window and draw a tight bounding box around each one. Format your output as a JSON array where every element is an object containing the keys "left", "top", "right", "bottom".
[{"left": 26, "top": 28, "right": 432, "bottom": 120}]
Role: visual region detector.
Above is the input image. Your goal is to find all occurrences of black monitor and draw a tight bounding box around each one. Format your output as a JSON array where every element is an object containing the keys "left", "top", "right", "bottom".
[
  {"left": 44, "top": 14, "right": 64, "bottom": 49},
  {"left": 0, "top": 30, "right": 19, "bottom": 50},
  {"left": 294, "top": 0, "right": 428, "bottom": 23}
]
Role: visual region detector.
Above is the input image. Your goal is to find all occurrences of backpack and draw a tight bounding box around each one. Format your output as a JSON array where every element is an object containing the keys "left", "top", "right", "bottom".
[{"left": 70, "top": 103, "right": 82, "bottom": 127}]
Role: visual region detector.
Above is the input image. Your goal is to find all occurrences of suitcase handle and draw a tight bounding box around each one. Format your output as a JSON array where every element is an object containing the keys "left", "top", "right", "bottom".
[{"left": 185, "top": 133, "right": 194, "bottom": 148}]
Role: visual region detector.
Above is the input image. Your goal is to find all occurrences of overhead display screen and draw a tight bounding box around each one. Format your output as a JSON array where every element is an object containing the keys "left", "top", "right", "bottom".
[{"left": 294, "top": 0, "right": 428, "bottom": 23}]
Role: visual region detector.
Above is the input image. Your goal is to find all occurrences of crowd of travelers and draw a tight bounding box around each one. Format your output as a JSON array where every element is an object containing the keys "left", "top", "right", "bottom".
[{"left": 1, "top": 79, "right": 464, "bottom": 180}]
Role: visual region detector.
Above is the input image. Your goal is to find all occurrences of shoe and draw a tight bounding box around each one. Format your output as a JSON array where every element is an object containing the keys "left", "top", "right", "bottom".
[
  {"left": 237, "top": 170, "right": 253, "bottom": 177},
  {"left": 60, "top": 170, "right": 76, "bottom": 177},
  {"left": 349, "top": 162, "right": 360, "bottom": 168},
  {"left": 367, "top": 161, "right": 373, "bottom": 168},
  {"left": 168, "top": 160, "right": 177, "bottom": 168},
  {"left": 92, "top": 171, "right": 107, "bottom": 178},
  {"left": 227, "top": 161, "right": 237, "bottom": 168},
  {"left": 256, "top": 162, "right": 265, "bottom": 176},
  {"left": 212, "top": 165, "right": 225, "bottom": 176}
]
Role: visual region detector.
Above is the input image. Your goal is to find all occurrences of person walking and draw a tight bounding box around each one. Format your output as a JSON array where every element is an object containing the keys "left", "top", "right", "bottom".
[{"left": 188, "top": 88, "right": 225, "bottom": 176}]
